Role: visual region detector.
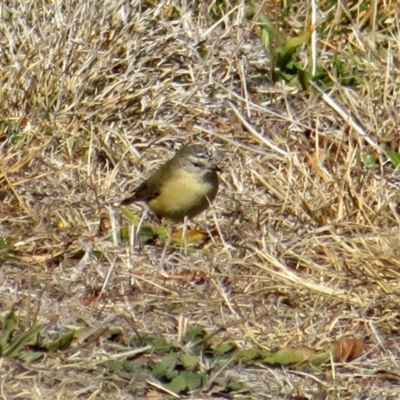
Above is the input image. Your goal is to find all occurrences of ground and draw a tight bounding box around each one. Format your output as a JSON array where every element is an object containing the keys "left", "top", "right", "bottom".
[{"left": 0, "top": 1, "right": 400, "bottom": 399}]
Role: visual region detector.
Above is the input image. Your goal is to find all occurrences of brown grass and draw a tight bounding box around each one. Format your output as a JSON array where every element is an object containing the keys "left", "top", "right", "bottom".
[{"left": 1, "top": 0, "right": 400, "bottom": 398}]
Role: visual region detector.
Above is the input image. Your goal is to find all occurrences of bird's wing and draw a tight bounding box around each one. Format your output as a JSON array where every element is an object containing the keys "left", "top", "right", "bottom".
[
  {"left": 120, "top": 167, "right": 167, "bottom": 205},
  {"left": 132, "top": 180, "right": 161, "bottom": 202}
]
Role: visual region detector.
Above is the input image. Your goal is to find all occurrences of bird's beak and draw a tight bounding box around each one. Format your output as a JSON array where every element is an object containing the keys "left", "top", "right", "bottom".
[{"left": 211, "top": 163, "right": 222, "bottom": 172}]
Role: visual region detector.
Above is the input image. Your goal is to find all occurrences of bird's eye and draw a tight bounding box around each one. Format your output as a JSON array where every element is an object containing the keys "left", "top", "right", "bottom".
[{"left": 196, "top": 151, "right": 208, "bottom": 159}]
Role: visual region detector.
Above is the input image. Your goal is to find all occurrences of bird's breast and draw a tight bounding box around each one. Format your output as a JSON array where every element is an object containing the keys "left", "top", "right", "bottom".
[{"left": 148, "top": 170, "right": 219, "bottom": 221}]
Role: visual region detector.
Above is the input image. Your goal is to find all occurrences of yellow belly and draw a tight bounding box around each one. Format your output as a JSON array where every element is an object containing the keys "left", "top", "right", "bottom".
[{"left": 148, "top": 171, "right": 218, "bottom": 221}]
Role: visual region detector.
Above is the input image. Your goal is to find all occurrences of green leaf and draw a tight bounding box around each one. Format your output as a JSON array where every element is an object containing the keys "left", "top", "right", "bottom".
[
  {"left": 152, "top": 226, "right": 168, "bottom": 241},
  {"left": 180, "top": 353, "right": 199, "bottom": 370},
  {"left": 310, "top": 351, "right": 331, "bottom": 367},
  {"left": 180, "top": 371, "right": 204, "bottom": 390},
  {"left": 3, "top": 326, "right": 41, "bottom": 357},
  {"left": 151, "top": 337, "right": 174, "bottom": 353},
  {"left": 119, "top": 226, "right": 130, "bottom": 240},
  {"left": 263, "top": 347, "right": 304, "bottom": 365},
  {"left": 153, "top": 354, "right": 177, "bottom": 379},
  {"left": 107, "top": 361, "right": 124, "bottom": 374},
  {"left": 213, "top": 342, "right": 237, "bottom": 355},
  {"left": 235, "top": 349, "right": 262, "bottom": 362},
  {"left": 121, "top": 207, "right": 168, "bottom": 242},
  {"left": 0, "top": 310, "right": 18, "bottom": 349},
  {"left": 19, "top": 351, "right": 45, "bottom": 362},
  {"left": 227, "top": 380, "right": 249, "bottom": 392},
  {"left": 263, "top": 346, "right": 329, "bottom": 366},
  {"left": 0, "top": 239, "right": 12, "bottom": 250},
  {"left": 387, "top": 150, "right": 400, "bottom": 167},
  {"left": 129, "top": 335, "right": 173, "bottom": 353},
  {"left": 276, "top": 26, "right": 315, "bottom": 70},
  {"left": 185, "top": 326, "right": 207, "bottom": 342},
  {"left": 120, "top": 206, "right": 141, "bottom": 224},
  {"left": 363, "top": 153, "right": 376, "bottom": 170},
  {"left": 165, "top": 373, "right": 187, "bottom": 393},
  {"left": 253, "top": 5, "right": 285, "bottom": 50},
  {"left": 196, "top": 41, "right": 208, "bottom": 58},
  {"left": 47, "top": 330, "right": 75, "bottom": 352}
]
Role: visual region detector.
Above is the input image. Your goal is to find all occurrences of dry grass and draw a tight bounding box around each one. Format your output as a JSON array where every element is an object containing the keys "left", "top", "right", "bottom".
[{"left": 1, "top": 0, "right": 400, "bottom": 398}]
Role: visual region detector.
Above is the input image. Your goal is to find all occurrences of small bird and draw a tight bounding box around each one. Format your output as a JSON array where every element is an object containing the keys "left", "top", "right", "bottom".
[{"left": 121, "top": 145, "right": 221, "bottom": 221}]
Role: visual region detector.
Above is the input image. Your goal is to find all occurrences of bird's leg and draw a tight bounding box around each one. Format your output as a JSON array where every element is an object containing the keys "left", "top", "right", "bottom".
[
  {"left": 182, "top": 215, "right": 189, "bottom": 257},
  {"left": 157, "top": 219, "right": 172, "bottom": 276}
]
